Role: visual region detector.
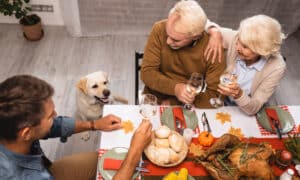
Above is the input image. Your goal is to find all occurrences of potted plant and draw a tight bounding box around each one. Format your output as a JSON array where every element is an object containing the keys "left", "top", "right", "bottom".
[{"left": 0, "top": 0, "right": 43, "bottom": 41}]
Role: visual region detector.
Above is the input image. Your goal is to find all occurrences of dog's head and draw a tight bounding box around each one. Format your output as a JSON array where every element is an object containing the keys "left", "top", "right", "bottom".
[{"left": 76, "top": 71, "right": 111, "bottom": 104}]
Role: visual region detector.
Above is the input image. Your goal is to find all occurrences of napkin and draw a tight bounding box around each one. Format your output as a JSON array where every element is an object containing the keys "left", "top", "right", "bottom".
[
  {"left": 103, "top": 158, "right": 123, "bottom": 170},
  {"left": 172, "top": 107, "right": 187, "bottom": 129},
  {"left": 265, "top": 108, "right": 281, "bottom": 131}
]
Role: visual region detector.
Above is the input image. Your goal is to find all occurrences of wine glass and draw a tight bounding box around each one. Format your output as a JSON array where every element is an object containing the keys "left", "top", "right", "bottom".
[
  {"left": 139, "top": 94, "right": 157, "bottom": 120},
  {"left": 184, "top": 72, "right": 204, "bottom": 110},
  {"left": 209, "top": 68, "right": 238, "bottom": 108}
]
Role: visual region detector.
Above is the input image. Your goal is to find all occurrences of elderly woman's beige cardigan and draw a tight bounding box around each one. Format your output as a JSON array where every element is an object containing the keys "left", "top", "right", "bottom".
[{"left": 219, "top": 27, "right": 286, "bottom": 115}]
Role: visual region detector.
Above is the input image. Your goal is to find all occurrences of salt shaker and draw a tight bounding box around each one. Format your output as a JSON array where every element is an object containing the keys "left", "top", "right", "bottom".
[
  {"left": 183, "top": 128, "right": 194, "bottom": 145},
  {"left": 279, "top": 168, "right": 294, "bottom": 180},
  {"left": 295, "top": 164, "right": 300, "bottom": 176}
]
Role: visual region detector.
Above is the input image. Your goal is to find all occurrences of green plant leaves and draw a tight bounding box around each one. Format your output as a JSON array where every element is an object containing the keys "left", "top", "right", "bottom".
[{"left": 0, "top": 0, "right": 31, "bottom": 20}]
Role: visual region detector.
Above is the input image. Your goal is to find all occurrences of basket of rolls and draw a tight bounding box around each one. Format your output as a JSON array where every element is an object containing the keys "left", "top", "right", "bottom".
[{"left": 144, "top": 125, "right": 188, "bottom": 167}]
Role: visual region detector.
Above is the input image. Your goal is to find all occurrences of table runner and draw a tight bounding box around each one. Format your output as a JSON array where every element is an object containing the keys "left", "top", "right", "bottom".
[{"left": 98, "top": 137, "right": 291, "bottom": 179}]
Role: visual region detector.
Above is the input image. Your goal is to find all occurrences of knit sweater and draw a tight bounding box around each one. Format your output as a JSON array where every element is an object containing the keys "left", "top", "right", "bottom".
[
  {"left": 219, "top": 27, "right": 286, "bottom": 115},
  {"left": 141, "top": 19, "right": 226, "bottom": 108}
]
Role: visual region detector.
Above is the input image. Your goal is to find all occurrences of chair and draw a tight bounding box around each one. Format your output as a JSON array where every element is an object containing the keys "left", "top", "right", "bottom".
[{"left": 135, "top": 51, "right": 144, "bottom": 105}]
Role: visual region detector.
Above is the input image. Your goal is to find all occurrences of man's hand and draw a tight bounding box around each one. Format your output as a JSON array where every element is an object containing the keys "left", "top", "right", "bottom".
[
  {"left": 204, "top": 27, "right": 223, "bottom": 63},
  {"left": 174, "top": 83, "right": 195, "bottom": 104},
  {"left": 113, "top": 120, "right": 152, "bottom": 180},
  {"left": 217, "top": 83, "right": 243, "bottom": 99},
  {"left": 129, "top": 120, "right": 152, "bottom": 152},
  {"left": 94, "top": 114, "right": 122, "bottom": 131}
]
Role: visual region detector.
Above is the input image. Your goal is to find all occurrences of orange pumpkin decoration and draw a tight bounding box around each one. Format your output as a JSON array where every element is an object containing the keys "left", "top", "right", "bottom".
[{"left": 198, "top": 131, "right": 214, "bottom": 147}]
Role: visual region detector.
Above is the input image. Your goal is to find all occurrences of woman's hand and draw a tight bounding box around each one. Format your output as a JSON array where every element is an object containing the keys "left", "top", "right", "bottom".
[
  {"left": 217, "top": 83, "right": 243, "bottom": 99},
  {"left": 204, "top": 27, "right": 224, "bottom": 63}
]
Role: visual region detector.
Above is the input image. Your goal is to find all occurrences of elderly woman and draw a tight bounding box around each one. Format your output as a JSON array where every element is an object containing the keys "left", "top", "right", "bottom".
[{"left": 207, "top": 15, "right": 286, "bottom": 115}]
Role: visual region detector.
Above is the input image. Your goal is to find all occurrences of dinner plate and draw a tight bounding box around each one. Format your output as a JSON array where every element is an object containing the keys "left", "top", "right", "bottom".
[
  {"left": 256, "top": 106, "right": 295, "bottom": 134},
  {"left": 98, "top": 147, "right": 139, "bottom": 180},
  {"left": 161, "top": 107, "right": 198, "bottom": 130}
]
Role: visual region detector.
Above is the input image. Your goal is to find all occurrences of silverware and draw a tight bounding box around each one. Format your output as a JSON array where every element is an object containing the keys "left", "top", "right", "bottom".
[
  {"left": 201, "top": 112, "right": 212, "bottom": 132},
  {"left": 135, "top": 166, "right": 150, "bottom": 173},
  {"left": 272, "top": 118, "right": 282, "bottom": 139},
  {"left": 136, "top": 157, "right": 150, "bottom": 173},
  {"left": 175, "top": 117, "right": 184, "bottom": 135}
]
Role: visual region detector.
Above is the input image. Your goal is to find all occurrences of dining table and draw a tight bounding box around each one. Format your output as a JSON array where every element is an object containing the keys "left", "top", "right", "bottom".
[{"left": 96, "top": 105, "right": 300, "bottom": 180}]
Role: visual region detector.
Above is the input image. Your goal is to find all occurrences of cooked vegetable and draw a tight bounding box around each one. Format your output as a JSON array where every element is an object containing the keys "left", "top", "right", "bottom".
[
  {"left": 198, "top": 131, "right": 214, "bottom": 147},
  {"left": 284, "top": 134, "right": 300, "bottom": 162}
]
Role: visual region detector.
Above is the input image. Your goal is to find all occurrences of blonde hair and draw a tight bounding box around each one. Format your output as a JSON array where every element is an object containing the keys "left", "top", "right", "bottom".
[
  {"left": 169, "top": 0, "right": 207, "bottom": 37},
  {"left": 238, "top": 14, "right": 285, "bottom": 56}
]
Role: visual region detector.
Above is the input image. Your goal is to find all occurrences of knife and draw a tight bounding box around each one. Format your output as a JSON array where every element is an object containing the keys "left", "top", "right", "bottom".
[
  {"left": 272, "top": 118, "right": 282, "bottom": 139},
  {"left": 201, "top": 112, "right": 212, "bottom": 132}
]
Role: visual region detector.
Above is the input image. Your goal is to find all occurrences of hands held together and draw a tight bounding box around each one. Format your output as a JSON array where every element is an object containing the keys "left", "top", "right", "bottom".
[{"left": 218, "top": 83, "right": 243, "bottom": 99}]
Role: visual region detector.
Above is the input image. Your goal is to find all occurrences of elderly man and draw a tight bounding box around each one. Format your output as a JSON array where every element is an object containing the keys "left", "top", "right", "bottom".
[
  {"left": 0, "top": 75, "right": 152, "bottom": 180},
  {"left": 141, "top": 0, "right": 226, "bottom": 108}
]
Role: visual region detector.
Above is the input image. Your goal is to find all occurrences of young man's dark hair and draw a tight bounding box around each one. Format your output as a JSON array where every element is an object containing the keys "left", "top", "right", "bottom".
[{"left": 0, "top": 75, "right": 54, "bottom": 141}]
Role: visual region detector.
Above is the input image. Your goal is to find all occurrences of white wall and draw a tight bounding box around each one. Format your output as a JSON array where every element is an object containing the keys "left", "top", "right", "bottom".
[
  {"left": 0, "top": 0, "right": 64, "bottom": 26},
  {"left": 60, "top": 0, "right": 82, "bottom": 36}
]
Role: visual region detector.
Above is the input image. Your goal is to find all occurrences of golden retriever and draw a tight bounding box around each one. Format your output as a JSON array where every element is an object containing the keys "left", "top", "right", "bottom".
[{"left": 76, "top": 71, "right": 128, "bottom": 140}]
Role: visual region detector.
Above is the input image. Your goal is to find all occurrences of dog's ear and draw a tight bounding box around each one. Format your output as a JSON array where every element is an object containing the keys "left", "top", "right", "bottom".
[{"left": 76, "top": 78, "right": 88, "bottom": 94}]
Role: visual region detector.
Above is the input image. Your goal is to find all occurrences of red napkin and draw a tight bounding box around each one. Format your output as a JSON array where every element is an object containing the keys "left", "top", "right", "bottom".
[
  {"left": 103, "top": 158, "right": 123, "bottom": 170},
  {"left": 172, "top": 107, "right": 187, "bottom": 130},
  {"left": 265, "top": 108, "right": 281, "bottom": 131}
]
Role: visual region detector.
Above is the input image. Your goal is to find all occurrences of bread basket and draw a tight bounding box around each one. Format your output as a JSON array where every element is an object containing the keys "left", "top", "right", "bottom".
[{"left": 144, "top": 130, "right": 188, "bottom": 167}]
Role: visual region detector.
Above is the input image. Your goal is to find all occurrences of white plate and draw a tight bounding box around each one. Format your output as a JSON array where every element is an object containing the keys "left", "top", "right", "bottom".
[{"left": 98, "top": 147, "right": 139, "bottom": 180}]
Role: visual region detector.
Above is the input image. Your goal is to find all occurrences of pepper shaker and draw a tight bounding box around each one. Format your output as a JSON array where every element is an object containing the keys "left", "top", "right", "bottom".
[{"left": 279, "top": 168, "right": 294, "bottom": 180}]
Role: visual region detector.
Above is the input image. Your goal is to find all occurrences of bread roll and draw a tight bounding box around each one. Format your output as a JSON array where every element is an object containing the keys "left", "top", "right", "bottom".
[
  {"left": 168, "top": 148, "right": 180, "bottom": 163},
  {"left": 155, "top": 138, "right": 170, "bottom": 148},
  {"left": 169, "top": 133, "right": 184, "bottom": 152},
  {"left": 145, "top": 144, "right": 157, "bottom": 161},
  {"left": 155, "top": 125, "right": 171, "bottom": 138},
  {"left": 156, "top": 147, "right": 170, "bottom": 164}
]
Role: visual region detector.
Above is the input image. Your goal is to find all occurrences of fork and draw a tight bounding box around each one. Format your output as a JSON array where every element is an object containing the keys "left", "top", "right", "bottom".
[
  {"left": 136, "top": 158, "right": 150, "bottom": 173},
  {"left": 175, "top": 117, "right": 184, "bottom": 135}
]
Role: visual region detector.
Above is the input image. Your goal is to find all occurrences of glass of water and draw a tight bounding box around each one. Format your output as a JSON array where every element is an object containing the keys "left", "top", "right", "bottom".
[
  {"left": 139, "top": 94, "right": 157, "bottom": 120},
  {"left": 184, "top": 72, "right": 204, "bottom": 110},
  {"left": 209, "top": 67, "right": 238, "bottom": 108}
]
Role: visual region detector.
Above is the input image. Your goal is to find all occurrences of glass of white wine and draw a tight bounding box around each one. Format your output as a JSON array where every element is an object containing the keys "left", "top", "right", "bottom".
[
  {"left": 210, "top": 68, "right": 237, "bottom": 108},
  {"left": 184, "top": 72, "right": 204, "bottom": 110},
  {"left": 139, "top": 94, "right": 157, "bottom": 120}
]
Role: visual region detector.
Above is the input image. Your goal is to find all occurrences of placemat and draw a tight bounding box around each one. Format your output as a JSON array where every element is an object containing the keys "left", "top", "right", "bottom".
[
  {"left": 159, "top": 106, "right": 200, "bottom": 136},
  {"left": 256, "top": 105, "right": 298, "bottom": 136}
]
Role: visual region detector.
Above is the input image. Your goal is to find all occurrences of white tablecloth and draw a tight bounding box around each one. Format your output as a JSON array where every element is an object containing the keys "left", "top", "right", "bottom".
[{"left": 99, "top": 105, "right": 300, "bottom": 150}]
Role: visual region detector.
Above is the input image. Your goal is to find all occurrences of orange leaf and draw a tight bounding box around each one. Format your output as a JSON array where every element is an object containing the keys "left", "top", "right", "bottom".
[
  {"left": 216, "top": 112, "right": 231, "bottom": 124},
  {"left": 228, "top": 126, "right": 244, "bottom": 140},
  {"left": 122, "top": 120, "right": 134, "bottom": 134}
]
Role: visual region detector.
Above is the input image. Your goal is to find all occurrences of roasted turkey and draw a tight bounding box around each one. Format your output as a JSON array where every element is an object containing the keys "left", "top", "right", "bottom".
[{"left": 194, "top": 134, "right": 275, "bottom": 180}]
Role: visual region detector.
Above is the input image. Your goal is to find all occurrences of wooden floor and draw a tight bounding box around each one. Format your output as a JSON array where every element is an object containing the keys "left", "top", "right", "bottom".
[{"left": 0, "top": 24, "right": 299, "bottom": 161}]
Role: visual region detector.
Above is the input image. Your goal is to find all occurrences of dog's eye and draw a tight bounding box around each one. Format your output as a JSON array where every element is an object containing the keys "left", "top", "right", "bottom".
[
  {"left": 92, "top": 84, "right": 98, "bottom": 88},
  {"left": 104, "top": 81, "right": 108, "bottom": 85}
]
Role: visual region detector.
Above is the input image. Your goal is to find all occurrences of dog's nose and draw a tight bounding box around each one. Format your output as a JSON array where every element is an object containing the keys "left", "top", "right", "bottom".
[{"left": 103, "top": 89, "right": 110, "bottom": 97}]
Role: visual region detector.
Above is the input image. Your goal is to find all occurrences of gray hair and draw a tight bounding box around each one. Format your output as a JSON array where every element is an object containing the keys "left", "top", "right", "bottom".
[
  {"left": 238, "top": 14, "right": 285, "bottom": 56},
  {"left": 169, "top": 0, "right": 207, "bottom": 37}
]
